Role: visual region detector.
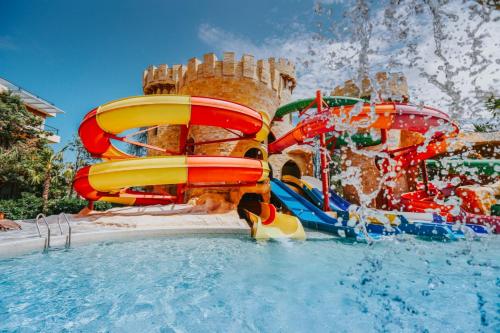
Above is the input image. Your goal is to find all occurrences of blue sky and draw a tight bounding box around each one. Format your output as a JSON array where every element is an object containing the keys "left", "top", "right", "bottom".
[
  {"left": 1, "top": 0, "right": 498, "bottom": 157},
  {"left": 0, "top": 0, "right": 315, "bottom": 155}
]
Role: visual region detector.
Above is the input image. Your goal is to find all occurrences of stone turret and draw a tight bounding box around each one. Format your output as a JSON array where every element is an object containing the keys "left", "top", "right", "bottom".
[
  {"left": 142, "top": 52, "right": 311, "bottom": 207},
  {"left": 332, "top": 72, "right": 409, "bottom": 102}
]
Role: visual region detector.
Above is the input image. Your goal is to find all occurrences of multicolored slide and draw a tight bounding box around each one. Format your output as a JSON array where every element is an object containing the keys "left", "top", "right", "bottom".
[
  {"left": 268, "top": 96, "right": 494, "bottom": 236},
  {"left": 269, "top": 102, "right": 458, "bottom": 160},
  {"left": 283, "top": 175, "right": 488, "bottom": 238},
  {"left": 270, "top": 178, "right": 398, "bottom": 239},
  {"left": 401, "top": 159, "right": 500, "bottom": 233},
  {"left": 74, "top": 95, "right": 270, "bottom": 205}
]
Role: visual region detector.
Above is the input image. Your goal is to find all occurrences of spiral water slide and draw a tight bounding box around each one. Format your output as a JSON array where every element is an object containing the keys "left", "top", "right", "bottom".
[{"left": 74, "top": 95, "right": 270, "bottom": 205}]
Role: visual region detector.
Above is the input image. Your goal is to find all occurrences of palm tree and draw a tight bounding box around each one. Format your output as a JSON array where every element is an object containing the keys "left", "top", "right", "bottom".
[{"left": 41, "top": 145, "right": 69, "bottom": 214}]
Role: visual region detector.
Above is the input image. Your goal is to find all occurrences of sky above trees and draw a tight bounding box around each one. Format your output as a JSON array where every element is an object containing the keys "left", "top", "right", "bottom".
[{"left": 1, "top": 0, "right": 498, "bottom": 157}]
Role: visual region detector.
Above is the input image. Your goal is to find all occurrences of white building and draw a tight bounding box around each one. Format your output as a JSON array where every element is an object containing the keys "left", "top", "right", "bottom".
[{"left": 0, "top": 77, "right": 63, "bottom": 143}]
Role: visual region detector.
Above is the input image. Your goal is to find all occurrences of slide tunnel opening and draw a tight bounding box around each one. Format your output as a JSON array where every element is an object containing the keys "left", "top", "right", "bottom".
[
  {"left": 281, "top": 160, "right": 301, "bottom": 179},
  {"left": 243, "top": 147, "right": 264, "bottom": 160},
  {"left": 237, "top": 193, "right": 263, "bottom": 219}
]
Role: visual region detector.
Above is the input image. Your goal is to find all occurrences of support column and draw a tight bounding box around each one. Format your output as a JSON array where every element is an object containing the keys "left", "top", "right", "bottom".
[
  {"left": 317, "top": 90, "right": 330, "bottom": 212},
  {"left": 420, "top": 160, "right": 429, "bottom": 193},
  {"left": 176, "top": 125, "right": 189, "bottom": 204}
]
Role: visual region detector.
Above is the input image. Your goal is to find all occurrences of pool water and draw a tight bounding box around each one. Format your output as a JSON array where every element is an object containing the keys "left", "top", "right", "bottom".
[{"left": 1, "top": 235, "right": 499, "bottom": 332}]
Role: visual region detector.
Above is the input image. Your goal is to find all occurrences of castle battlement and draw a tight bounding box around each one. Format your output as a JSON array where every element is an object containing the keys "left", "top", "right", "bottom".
[
  {"left": 143, "top": 52, "right": 296, "bottom": 96},
  {"left": 331, "top": 72, "right": 409, "bottom": 102}
]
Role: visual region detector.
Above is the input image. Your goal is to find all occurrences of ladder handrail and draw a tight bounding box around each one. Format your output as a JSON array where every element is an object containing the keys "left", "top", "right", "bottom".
[
  {"left": 35, "top": 213, "right": 51, "bottom": 250},
  {"left": 55, "top": 214, "right": 64, "bottom": 235},
  {"left": 58, "top": 213, "right": 72, "bottom": 248}
]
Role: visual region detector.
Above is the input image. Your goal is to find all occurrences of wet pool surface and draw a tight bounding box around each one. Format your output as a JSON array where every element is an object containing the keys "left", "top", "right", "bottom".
[{"left": 0, "top": 235, "right": 499, "bottom": 332}]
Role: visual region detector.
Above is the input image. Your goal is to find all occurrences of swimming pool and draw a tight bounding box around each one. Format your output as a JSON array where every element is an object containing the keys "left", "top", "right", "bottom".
[{"left": 1, "top": 235, "right": 498, "bottom": 332}]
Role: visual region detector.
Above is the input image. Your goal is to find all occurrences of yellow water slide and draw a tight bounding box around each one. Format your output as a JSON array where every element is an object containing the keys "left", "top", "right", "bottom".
[{"left": 245, "top": 203, "right": 306, "bottom": 240}]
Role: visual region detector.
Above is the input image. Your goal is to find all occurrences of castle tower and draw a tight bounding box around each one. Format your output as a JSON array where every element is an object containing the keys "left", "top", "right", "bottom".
[
  {"left": 142, "top": 52, "right": 312, "bottom": 206},
  {"left": 331, "top": 72, "right": 419, "bottom": 208}
]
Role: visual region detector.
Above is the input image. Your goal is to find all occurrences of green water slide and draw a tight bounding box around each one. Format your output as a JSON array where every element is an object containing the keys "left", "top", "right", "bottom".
[
  {"left": 426, "top": 159, "right": 500, "bottom": 177},
  {"left": 273, "top": 96, "right": 363, "bottom": 119},
  {"left": 330, "top": 132, "right": 381, "bottom": 148}
]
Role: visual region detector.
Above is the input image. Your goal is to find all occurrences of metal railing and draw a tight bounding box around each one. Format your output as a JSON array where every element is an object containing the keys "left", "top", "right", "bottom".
[
  {"left": 43, "top": 124, "right": 59, "bottom": 135},
  {"left": 57, "top": 213, "right": 72, "bottom": 248},
  {"left": 35, "top": 213, "right": 72, "bottom": 251},
  {"left": 35, "top": 213, "right": 51, "bottom": 251}
]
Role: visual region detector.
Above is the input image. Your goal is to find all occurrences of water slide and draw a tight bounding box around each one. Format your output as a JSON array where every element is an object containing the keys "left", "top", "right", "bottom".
[
  {"left": 270, "top": 100, "right": 498, "bottom": 233},
  {"left": 401, "top": 159, "right": 500, "bottom": 233},
  {"left": 283, "top": 175, "right": 349, "bottom": 211},
  {"left": 271, "top": 178, "right": 398, "bottom": 240},
  {"left": 74, "top": 95, "right": 271, "bottom": 205},
  {"left": 426, "top": 159, "right": 500, "bottom": 178},
  {"left": 244, "top": 202, "right": 306, "bottom": 240},
  {"left": 269, "top": 102, "right": 458, "bottom": 163},
  {"left": 283, "top": 176, "right": 488, "bottom": 239}
]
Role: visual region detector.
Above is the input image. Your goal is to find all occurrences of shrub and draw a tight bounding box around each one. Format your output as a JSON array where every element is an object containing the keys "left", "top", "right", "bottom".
[
  {"left": 0, "top": 194, "right": 114, "bottom": 220},
  {"left": 47, "top": 197, "right": 112, "bottom": 215},
  {"left": 0, "top": 193, "right": 43, "bottom": 220}
]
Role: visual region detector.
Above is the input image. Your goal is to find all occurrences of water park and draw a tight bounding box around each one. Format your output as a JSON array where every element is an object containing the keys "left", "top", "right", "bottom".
[{"left": 0, "top": 1, "right": 499, "bottom": 332}]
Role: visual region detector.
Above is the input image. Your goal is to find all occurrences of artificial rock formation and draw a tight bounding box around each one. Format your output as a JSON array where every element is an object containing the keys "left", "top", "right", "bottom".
[
  {"left": 331, "top": 72, "right": 416, "bottom": 208},
  {"left": 142, "top": 52, "right": 312, "bottom": 205}
]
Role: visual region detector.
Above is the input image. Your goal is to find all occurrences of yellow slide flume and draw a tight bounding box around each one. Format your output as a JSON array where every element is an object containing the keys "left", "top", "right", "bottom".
[{"left": 245, "top": 203, "right": 306, "bottom": 240}]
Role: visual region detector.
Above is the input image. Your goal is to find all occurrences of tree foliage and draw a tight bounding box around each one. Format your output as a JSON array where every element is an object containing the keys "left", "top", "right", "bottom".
[
  {"left": 474, "top": 95, "right": 499, "bottom": 132},
  {"left": 0, "top": 91, "right": 82, "bottom": 200},
  {"left": 0, "top": 91, "right": 44, "bottom": 148},
  {"left": 0, "top": 193, "right": 112, "bottom": 220},
  {"left": 0, "top": 91, "right": 52, "bottom": 198}
]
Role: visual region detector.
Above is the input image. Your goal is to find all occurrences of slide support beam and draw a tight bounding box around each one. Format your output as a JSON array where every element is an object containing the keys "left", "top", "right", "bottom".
[{"left": 317, "top": 90, "right": 330, "bottom": 212}]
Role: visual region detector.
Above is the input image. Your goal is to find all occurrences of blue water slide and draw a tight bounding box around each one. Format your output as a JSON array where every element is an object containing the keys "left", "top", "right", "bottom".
[
  {"left": 320, "top": 187, "right": 457, "bottom": 239},
  {"left": 306, "top": 180, "right": 477, "bottom": 239},
  {"left": 328, "top": 189, "right": 351, "bottom": 211},
  {"left": 270, "top": 178, "right": 396, "bottom": 238}
]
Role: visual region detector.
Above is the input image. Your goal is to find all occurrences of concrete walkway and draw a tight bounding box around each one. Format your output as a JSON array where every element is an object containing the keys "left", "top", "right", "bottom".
[{"left": 0, "top": 205, "right": 250, "bottom": 259}]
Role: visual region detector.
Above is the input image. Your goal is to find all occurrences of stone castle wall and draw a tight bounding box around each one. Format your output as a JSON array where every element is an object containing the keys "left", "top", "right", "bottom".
[{"left": 142, "top": 52, "right": 311, "bottom": 205}]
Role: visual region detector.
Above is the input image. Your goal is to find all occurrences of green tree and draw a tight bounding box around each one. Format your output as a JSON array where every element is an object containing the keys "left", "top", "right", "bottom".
[
  {"left": 40, "top": 145, "right": 70, "bottom": 214},
  {"left": 0, "top": 91, "right": 52, "bottom": 198},
  {"left": 126, "top": 128, "right": 148, "bottom": 156},
  {"left": 0, "top": 91, "right": 45, "bottom": 147},
  {"left": 66, "top": 134, "right": 97, "bottom": 197},
  {"left": 474, "top": 95, "right": 499, "bottom": 132}
]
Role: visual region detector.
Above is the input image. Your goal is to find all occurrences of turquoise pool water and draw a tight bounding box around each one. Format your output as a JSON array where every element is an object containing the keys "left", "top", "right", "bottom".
[{"left": 1, "top": 235, "right": 499, "bottom": 332}]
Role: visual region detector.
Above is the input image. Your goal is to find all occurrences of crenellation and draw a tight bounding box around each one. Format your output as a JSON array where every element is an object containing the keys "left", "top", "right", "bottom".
[
  {"left": 332, "top": 72, "right": 409, "bottom": 102},
  {"left": 257, "top": 59, "right": 270, "bottom": 84},
  {"left": 242, "top": 54, "right": 256, "bottom": 79},
  {"left": 202, "top": 53, "right": 217, "bottom": 77},
  {"left": 143, "top": 66, "right": 155, "bottom": 86},
  {"left": 187, "top": 58, "right": 201, "bottom": 82},
  {"left": 156, "top": 64, "right": 167, "bottom": 81},
  {"left": 142, "top": 52, "right": 296, "bottom": 97},
  {"left": 176, "top": 65, "right": 186, "bottom": 88},
  {"left": 222, "top": 52, "right": 236, "bottom": 76}
]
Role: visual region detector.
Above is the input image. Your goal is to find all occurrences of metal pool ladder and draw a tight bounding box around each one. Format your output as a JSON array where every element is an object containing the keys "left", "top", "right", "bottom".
[
  {"left": 35, "top": 213, "right": 72, "bottom": 251},
  {"left": 58, "top": 213, "right": 72, "bottom": 249}
]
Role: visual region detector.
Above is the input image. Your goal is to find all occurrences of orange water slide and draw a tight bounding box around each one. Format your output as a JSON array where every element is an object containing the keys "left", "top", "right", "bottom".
[{"left": 73, "top": 95, "right": 270, "bottom": 205}]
